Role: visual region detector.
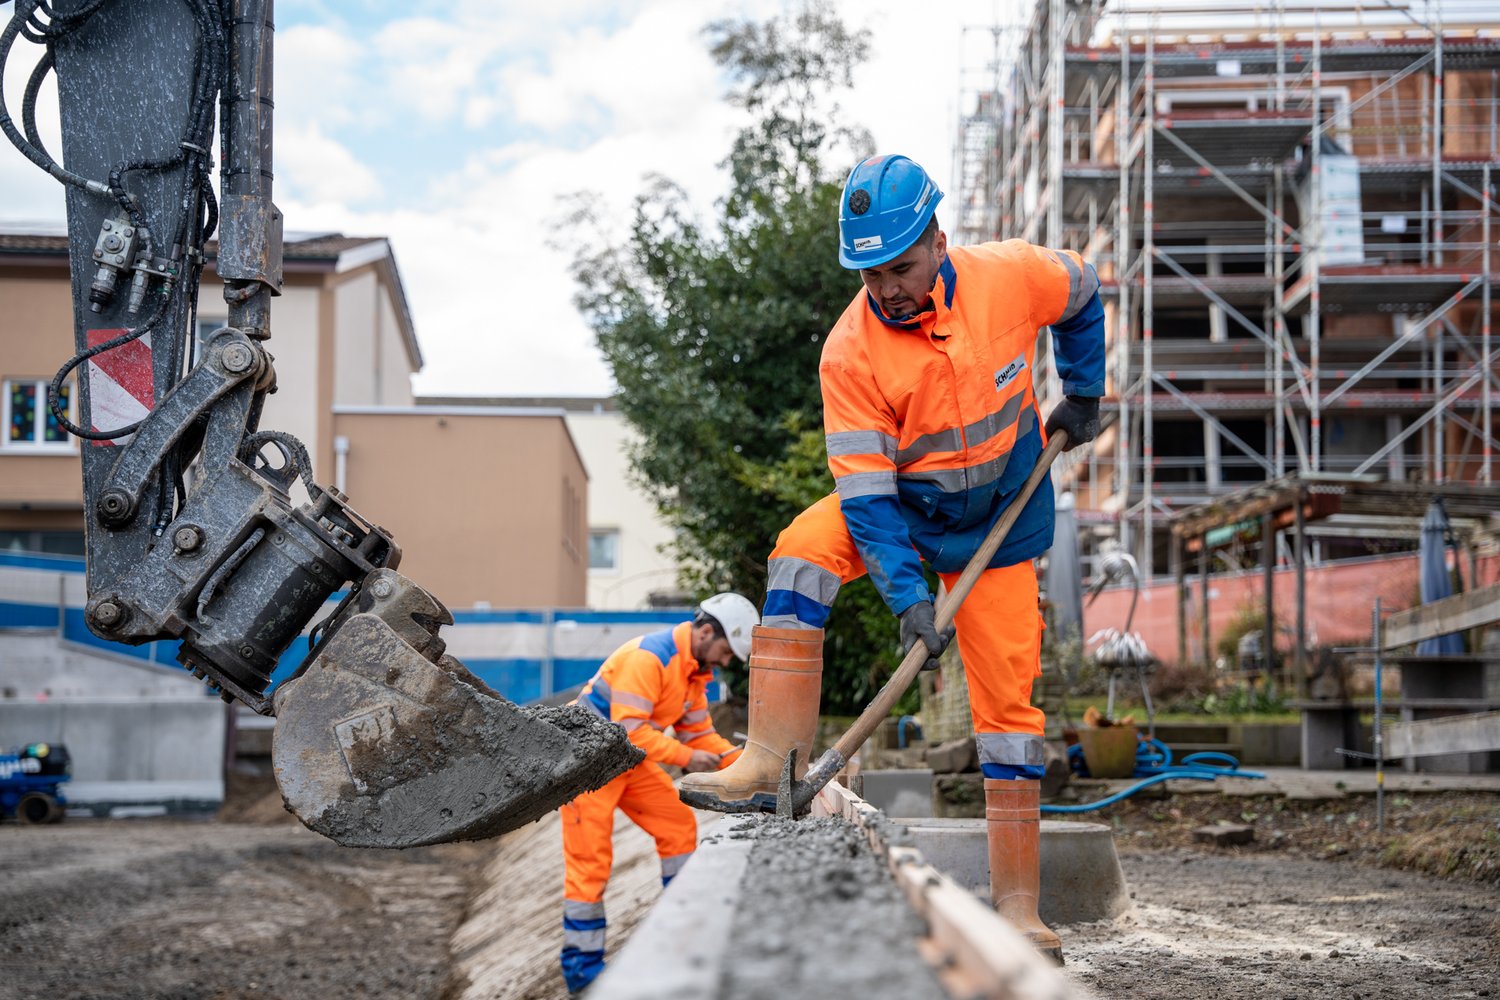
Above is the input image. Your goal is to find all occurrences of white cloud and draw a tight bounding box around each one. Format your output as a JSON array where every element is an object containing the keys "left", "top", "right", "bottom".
[
  {"left": 1, "top": 23, "right": 68, "bottom": 226},
  {"left": 277, "top": 25, "right": 367, "bottom": 131},
  {"left": 0, "top": 0, "right": 977, "bottom": 397},
  {"left": 276, "top": 123, "right": 383, "bottom": 204}
]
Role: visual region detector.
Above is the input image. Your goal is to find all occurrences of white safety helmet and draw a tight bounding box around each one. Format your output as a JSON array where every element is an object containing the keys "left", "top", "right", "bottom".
[{"left": 697, "top": 592, "right": 760, "bottom": 662}]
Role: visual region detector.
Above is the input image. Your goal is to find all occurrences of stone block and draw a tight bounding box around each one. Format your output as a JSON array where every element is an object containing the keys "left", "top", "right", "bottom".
[
  {"left": 926, "top": 737, "right": 977, "bottom": 774},
  {"left": 861, "top": 768, "right": 934, "bottom": 817},
  {"left": 933, "top": 773, "right": 984, "bottom": 818},
  {"left": 1192, "top": 822, "right": 1255, "bottom": 846}
]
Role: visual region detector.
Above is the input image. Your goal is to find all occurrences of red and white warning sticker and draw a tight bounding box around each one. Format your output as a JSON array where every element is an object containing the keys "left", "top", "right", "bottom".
[{"left": 85, "top": 328, "right": 153, "bottom": 446}]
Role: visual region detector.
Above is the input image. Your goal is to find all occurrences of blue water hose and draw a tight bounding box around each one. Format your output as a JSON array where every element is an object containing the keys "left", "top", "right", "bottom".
[{"left": 1041, "top": 736, "right": 1264, "bottom": 813}]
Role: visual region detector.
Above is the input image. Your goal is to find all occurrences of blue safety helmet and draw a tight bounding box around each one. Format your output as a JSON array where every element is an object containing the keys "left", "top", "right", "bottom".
[{"left": 838, "top": 154, "right": 944, "bottom": 269}]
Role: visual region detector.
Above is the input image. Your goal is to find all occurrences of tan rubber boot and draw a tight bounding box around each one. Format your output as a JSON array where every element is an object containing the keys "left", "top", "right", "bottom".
[
  {"left": 678, "top": 625, "right": 823, "bottom": 812},
  {"left": 985, "top": 777, "right": 1064, "bottom": 964}
]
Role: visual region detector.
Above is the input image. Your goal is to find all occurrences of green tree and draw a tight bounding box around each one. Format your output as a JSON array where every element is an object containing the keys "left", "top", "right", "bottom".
[{"left": 566, "top": 3, "right": 909, "bottom": 712}]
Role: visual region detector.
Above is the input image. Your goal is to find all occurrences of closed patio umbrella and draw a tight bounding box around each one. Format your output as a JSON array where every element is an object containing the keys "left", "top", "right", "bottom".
[{"left": 1416, "top": 498, "right": 1464, "bottom": 656}]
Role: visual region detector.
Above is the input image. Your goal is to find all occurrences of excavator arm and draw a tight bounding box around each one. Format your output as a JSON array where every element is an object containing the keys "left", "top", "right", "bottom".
[{"left": 1, "top": 0, "right": 640, "bottom": 847}]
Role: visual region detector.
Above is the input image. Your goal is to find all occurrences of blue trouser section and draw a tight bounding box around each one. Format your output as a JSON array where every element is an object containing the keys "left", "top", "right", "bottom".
[
  {"left": 981, "top": 763, "right": 1046, "bottom": 780},
  {"left": 560, "top": 912, "right": 607, "bottom": 993},
  {"left": 761, "top": 588, "right": 832, "bottom": 629},
  {"left": 560, "top": 944, "right": 605, "bottom": 993}
]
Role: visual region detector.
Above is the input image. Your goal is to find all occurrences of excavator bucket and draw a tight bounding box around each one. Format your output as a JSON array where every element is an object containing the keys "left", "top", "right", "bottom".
[{"left": 270, "top": 570, "right": 643, "bottom": 848}]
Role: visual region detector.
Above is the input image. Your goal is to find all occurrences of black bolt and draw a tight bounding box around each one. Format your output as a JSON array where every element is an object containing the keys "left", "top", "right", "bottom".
[{"left": 97, "top": 489, "right": 134, "bottom": 525}]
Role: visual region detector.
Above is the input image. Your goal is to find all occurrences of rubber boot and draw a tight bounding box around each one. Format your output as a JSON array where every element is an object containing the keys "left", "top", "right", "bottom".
[
  {"left": 678, "top": 625, "right": 823, "bottom": 811},
  {"left": 985, "top": 777, "right": 1064, "bottom": 964}
]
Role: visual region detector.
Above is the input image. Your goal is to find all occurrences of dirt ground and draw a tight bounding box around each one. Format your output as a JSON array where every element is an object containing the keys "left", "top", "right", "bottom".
[
  {"left": 0, "top": 771, "right": 489, "bottom": 1000},
  {"left": 1061, "top": 791, "right": 1500, "bottom": 1000},
  {"left": 0, "top": 774, "right": 1494, "bottom": 1000}
]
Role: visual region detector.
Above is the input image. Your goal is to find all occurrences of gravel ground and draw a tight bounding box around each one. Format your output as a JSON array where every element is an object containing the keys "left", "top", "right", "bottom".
[
  {"left": 1060, "top": 789, "right": 1500, "bottom": 1000},
  {"left": 0, "top": 807, "right": 487, "bottom": 1000},
  {"left": 1, "top": 778, "right": 1494, "bottom": 1000},
  {"left": 1065, "top": 846, "right": 1499, "bottom": 1000}
]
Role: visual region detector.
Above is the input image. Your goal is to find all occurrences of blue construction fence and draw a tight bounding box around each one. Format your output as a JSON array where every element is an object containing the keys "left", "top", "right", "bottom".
[{"left": 0, "top": 551, "right": 709, "bottom": 704}]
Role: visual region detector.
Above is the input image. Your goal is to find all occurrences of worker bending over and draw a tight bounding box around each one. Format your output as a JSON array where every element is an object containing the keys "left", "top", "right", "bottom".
[
  {"left": 680, "top": 154, "right": 1105, "bottom": 961},
  {"left": 560, "top": 592, "right": 759, "bottom": 993}
]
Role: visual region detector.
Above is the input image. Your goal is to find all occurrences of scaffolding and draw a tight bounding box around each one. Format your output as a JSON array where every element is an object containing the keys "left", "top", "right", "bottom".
[{"left": 957, "top": 0, "right": 1500, "bottom": 586}]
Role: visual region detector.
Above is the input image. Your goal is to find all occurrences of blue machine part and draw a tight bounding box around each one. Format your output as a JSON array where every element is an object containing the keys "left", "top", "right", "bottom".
[{"left": 0, "top": 743, "right": 71, "bottom": 824}]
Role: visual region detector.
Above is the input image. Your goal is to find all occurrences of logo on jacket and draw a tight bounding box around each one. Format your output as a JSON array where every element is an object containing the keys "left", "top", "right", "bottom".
[{"left": 994, "top": 354, "right": 1027, "bottom": 392}]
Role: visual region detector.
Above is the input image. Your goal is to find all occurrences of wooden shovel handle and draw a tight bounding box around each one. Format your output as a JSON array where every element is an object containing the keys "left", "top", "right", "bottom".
[{"left": 827, "top": 430, "right": 1069, "bottom": 765}]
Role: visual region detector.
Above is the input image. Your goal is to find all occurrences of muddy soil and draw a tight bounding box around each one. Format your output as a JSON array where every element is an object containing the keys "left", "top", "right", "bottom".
[{"left": 0, "top": 779, "right": 488, "bottom": 1000}]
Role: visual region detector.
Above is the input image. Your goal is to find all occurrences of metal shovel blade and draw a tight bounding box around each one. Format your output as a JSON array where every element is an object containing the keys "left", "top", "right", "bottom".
[{"left": 271, "top": 606, "right": 642, "bottom": 849}]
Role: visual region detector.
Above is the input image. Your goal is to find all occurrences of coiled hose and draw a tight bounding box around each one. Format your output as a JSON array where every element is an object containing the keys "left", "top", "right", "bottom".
[{"left": 1040, "top": 736, "right": 1264, "bottom": 814}]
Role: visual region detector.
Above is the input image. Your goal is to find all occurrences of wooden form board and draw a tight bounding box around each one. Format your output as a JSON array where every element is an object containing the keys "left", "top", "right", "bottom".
[
  {"left": 1384, "top": 711, "right": 1500, "bottom": 758},
  {"left": 1381, "top": 582, "right": 1500, "bottom": 651}
]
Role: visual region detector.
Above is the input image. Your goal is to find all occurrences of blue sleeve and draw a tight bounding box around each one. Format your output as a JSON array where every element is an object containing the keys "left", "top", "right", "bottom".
[
  {"left": 840, "top": 493, "right": 931, "bottom": 616},
  {"left": 1050, "top": 287, "right": 1106, "bottom": 398}
]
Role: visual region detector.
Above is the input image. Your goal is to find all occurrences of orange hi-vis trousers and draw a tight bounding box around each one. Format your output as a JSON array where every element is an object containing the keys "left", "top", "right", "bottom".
[
  {"left": 561, "top": 759, "right": 698, "bottom": 905},
  {"left": 768, "top": 492, "right": 1045, "bottom": 772}
]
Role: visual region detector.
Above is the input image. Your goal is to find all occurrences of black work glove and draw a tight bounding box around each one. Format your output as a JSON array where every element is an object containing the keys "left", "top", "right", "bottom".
[
  {"left": 898, "top": 599, "right": 955, "bottom": 671},
  {"left": 1044, "top": 395, "right": 1100, "bottom": 451}
]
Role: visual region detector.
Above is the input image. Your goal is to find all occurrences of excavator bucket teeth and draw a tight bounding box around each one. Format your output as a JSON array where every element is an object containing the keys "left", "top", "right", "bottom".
[{"left": 270, "top": 611, "right": 642, "bottom": 848}]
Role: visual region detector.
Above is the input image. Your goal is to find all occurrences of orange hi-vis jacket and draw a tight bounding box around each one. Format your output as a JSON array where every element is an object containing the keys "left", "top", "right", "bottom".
[
  {"left": 574, "top": 622, "right": 738, "bottom": 768},
  {"left": 818, "top": 240, "right": 1105, "bottom": 616}
]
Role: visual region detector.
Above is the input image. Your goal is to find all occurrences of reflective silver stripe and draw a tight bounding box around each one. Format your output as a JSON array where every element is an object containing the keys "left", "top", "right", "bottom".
[
  {"left": 975, "top": 732, "right": 1045, "bottom": 767},
  {"left": 590, "top": 679, "right": 613, "bottom": 700},
  {"left": 897, "top": 408, "right": 1035, "bottom": 493},
  {"left": 678, "top": 708, "right": 710, "bottom": 726},
  {"left": 564, "top": 900, "right": 605, "bottom": 921},
  {"left": 896, "top": 392, "right": 1026, "bottom": 467},
  {"left": 762, "top": 614, "right": 819, "bottom": 628},
  {"left": 895, "top": 426, "right": 963, "bottom": 464},
  {"left": 660, "top": 851, "right": 693, "bottom": 879},
  {"left": 767, "top": 556, "right": 842, "bottom": 608},
  {"left": 563, "top": 926, "right": 605, "bottom": 952},
  {"left": 613, "top": 691, "right": 654, "bottom": 712},
  {"left": 833, "top": 469, "right": 897, "bottom": 498},
  {"left": 618, "top": 718, "right": 647, "bottom": 732},
  {"left": 826, "top": 429, "right": 897, "bottom": 460},
  {"left": 1058, "top": 257, "right": 1100, "bottom": 323}
]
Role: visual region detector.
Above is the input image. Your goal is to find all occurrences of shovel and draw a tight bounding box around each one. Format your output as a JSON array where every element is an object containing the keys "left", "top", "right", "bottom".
[{"left": 775, "top": 430, "right": 1069, "bottom": 818}]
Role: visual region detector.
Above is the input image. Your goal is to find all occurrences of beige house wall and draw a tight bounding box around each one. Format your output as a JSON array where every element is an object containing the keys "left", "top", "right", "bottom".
[
  {"left": 565, "top": 410, "right": 681, "bottom": 609},
  {"left": 0, "top": 237, "right": 577, "bottom": 614},
  {"left": 196, "top": 280, "right": 323, "bottom": 480},
  {"left": 331, "top": 407, "right": 587, "bottom": 609},
  {"left": 332, "top": 265, "right": 415, "bottom": 411},
  {"left": 0, "top": 264, "right": 84, "bottom": 520}
]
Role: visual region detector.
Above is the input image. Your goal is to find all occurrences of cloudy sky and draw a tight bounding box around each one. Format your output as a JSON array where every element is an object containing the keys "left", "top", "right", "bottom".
[{"left": 0, "top": 0, "right": 1008, "bottom": 397}]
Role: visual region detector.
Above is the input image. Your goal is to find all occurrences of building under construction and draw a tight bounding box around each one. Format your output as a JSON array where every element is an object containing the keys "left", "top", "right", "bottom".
[{"left": 956, "top": 0, "right": 1500, "bottom": 592}]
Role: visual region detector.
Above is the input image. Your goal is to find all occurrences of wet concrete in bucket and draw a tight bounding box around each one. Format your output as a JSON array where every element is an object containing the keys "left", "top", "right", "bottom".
[
  {"left": 716, "top": 814, "right": 949, "bottom": 1000},
  {"left": 277, "top": 658, "right": 644, "bottom": 849}
]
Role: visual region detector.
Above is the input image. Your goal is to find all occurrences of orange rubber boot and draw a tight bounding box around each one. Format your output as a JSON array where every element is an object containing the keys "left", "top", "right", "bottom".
[
  {"left": 985, "top": 777, "right": 1064, "bottom": 963},
  {"left": 678, "top": 626, "right": 822, "bottom": 811}
]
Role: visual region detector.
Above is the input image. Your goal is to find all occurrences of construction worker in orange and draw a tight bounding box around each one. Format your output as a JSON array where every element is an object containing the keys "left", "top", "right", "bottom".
[
  {"left": 559, "top": 592, "right": 759, "bottom": 994},
  {"left": 680, "top": 153, "right": 1104, "bottom": 962}
]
